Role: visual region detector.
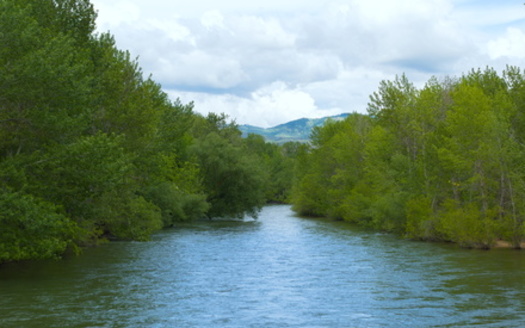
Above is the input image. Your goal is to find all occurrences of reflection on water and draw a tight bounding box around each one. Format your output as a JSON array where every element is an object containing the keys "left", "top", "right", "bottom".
[{"left": 1, "top": 205, "right": 524, "bottom": 327}]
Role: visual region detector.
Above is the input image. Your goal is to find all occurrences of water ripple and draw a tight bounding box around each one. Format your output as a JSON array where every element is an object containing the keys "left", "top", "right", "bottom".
[{"left": 1, "top": 205, "right": 525, "bottom": 327}]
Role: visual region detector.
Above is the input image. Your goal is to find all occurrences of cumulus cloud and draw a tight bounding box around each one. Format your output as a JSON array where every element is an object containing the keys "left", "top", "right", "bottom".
[
  {"left": 94, "top": 1, "right": 141, "bottom": 27},
  {"left": 169, "top": 82, "right": 344, "bottom": 128},
  {"left": 487, "top": 28, "right": 525, "bottom": 59},
  {"left": 91, "top": 0, "right": 525, "bottom": 126}
]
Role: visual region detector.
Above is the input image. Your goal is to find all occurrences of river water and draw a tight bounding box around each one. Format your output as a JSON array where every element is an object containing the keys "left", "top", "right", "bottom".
[{"left": 1, "top": 205, "right": 524, "bottom": 327}]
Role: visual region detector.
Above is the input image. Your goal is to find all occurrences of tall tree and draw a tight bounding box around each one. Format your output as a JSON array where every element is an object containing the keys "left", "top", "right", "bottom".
[
  {"left": 191, "top": 114, "right": 267, "bottom": 219},
  {"left": 292, "top": 68, "right": 525, "bottom": 248}
]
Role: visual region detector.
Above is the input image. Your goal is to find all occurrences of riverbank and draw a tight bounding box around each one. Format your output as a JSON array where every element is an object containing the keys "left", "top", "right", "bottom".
[
  {"left": 297, "top": 212, "right": 525, "bottom": 250},
  {"left": 494, "top": 240, "right": 525, "bottom": 249}
]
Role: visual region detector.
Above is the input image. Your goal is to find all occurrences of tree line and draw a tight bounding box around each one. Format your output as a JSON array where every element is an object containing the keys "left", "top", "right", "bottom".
[
  {"left": 4, "top": 0, "right": 521, "bottom": 265},
  {"left": 292, "top": 68, "right": 525, "bottom": 249},
  {"left": 0, "top": 0, "right": 297, "bottom": 263}
]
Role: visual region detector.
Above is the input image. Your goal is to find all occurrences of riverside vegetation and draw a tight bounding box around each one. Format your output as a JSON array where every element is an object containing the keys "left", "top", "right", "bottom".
[
  {"left": 2, "top": 0, "right": 524, "bottom": 265},
  {"left": 0, "top": 0, "right": 297, "bottom": 263},
  {"left": 292, "top": 70, "right": 525, "bottom": 249}
]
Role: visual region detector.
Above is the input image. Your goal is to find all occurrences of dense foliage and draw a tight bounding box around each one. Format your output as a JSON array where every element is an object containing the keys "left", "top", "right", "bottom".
[
  {"left": 0, "top": 0, "right": 294, "bottom": 263},
  {"left": 292, "top": 68, "right": 525, "bottom": 249},
  {"left": 7, "top": 0, "right": 519, "bottom": 264}
]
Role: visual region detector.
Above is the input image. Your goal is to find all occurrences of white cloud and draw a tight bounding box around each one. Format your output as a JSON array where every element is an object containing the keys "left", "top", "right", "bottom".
[
  {"left": 487, "top": 28, "right": 525, "bottom": 60},
  {"left": 90, "top": 0, "right": 525, "bottom": 127},
  {"left": 303, "top": 67, "right": 392, "bottom": 113},
  {"left": 291, "top": 0, "right": 468, "bottom": 74},
  {"left": 231, "top": 16, "right": 296, "bottom": 49},
  {"left": 200, "top": 10, "right": 226, "bottom": 30},
  {"left": 94, "top": 1, "right": 141, "bottom": 28},
  {"left": 169, "top": 82, "right": 343, "bottom": 128},
  {"left": 146, "top": 19, "right": 194, "bottom": 44},
  {"left": 162, "top": 50, "right": 248, "bottom": 89}
]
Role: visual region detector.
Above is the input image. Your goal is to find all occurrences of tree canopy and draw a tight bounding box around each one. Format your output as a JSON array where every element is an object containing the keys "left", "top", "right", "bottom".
[
  {"left": 292, "top": 68, "right": 525, "bottom": 249},
  {"left": 0, "top": 0, "right": 289, "bottom": 263},
  {"left": 5, "top": 0, "right": 522, "bottom": 265}
]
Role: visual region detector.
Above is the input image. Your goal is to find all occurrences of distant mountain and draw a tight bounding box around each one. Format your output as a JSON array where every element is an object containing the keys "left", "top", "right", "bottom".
[{"left": 240, "top": 113, "right": 350, "bottom": 144}]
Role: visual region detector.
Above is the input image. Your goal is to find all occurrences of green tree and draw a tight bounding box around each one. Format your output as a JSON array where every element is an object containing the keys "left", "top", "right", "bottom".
[
  {"left": 292, "top": 115, "right": 372, "bottom": 220},
  {"left": 0, "top": 1, "right": 93, "bottom": 155},
  {"left": 18, "top": 0, "right": 97, "bottom": 45},
  {"left": 292, "top": 68, "right": 525, "bottom": 248},
  {"left": 242, "top": 134, "right": 297, "bottom": 203},
  {"left": 192, "top": 132, "right": 266, "bottom": 219},
  {"left": 0, "top": 189, "right": 77, "bottom": 263},
  {"left": 0, "top": 0, "right": 225, "bottom": 263}
]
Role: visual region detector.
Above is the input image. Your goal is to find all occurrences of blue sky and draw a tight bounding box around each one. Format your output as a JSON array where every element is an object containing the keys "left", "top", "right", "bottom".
[{"left": 90, "top": 0, "right": 525, "bottom": 127}]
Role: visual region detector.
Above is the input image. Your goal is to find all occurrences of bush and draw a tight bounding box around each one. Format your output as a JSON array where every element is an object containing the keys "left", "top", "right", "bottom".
[{"left": 0, "top": 190, "right": 77, "bottom": 263}]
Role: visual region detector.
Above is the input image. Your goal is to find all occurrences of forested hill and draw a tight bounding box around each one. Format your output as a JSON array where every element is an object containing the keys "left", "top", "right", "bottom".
[{"left": 240, "top": 113, "right": 349, "bottom": 143}]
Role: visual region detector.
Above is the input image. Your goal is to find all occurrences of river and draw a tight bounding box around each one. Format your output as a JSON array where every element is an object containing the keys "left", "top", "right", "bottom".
[{"left": 1, "top": 205, "right": 524, "bottom": 327}]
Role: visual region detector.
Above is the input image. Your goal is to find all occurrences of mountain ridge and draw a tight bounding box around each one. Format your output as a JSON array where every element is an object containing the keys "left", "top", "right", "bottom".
[{"left": 239, "top": 113, "right": 350, "bottom": 143}]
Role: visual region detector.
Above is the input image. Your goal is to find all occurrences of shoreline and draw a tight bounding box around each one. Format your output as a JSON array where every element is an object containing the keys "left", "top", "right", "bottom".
[{"left": 493, "top": 240, "right": 525, "bottom": 249}]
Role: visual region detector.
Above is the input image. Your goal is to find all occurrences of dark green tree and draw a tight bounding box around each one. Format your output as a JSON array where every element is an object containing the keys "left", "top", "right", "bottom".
[
  {"left": 0, "top": 189, "right": 77, "bottom": 263},
  {"left": 192, "top": 132, "right": 266, "bottom": 219}
]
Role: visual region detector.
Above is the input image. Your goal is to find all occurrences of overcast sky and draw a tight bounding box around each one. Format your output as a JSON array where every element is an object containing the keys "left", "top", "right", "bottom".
[{"left": 90, "top": 0, "right": 525, "bottom": 127}]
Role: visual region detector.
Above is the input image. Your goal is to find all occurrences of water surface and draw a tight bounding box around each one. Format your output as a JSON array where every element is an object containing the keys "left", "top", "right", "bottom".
[{"left": 1, "top": 205, "right": 524, "bottom": 327}]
